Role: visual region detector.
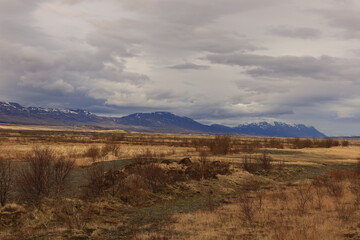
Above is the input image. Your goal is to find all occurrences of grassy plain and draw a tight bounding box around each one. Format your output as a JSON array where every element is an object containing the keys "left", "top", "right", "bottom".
[{"left": 0, "top": 124, "right": 359, "bottom": 239}]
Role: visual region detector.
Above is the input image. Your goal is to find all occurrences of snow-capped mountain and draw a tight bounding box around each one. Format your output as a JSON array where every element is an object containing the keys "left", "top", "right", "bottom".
[
  {"left": 0, "top": 102, "right": 326, "bottom": 137},
  {"left": 233, "top": 121, "right": 326, "bottom": 138},
  {"left": 0, "top": 102, "right": 106, "bottom": 126}
]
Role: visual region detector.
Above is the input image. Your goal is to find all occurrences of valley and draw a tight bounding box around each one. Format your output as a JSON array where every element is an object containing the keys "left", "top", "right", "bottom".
[{"left": 0, "top": 126, "right": 358, "bottom": 239}]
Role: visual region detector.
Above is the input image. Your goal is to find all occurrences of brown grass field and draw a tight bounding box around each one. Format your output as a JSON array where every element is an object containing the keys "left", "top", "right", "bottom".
[{"left": 0, "top": 124, "right": 360, "bottom": 239}]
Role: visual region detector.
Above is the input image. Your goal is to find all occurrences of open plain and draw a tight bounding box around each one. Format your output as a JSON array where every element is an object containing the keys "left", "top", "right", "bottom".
[{"left": 0, "top": 125, "right": 359, "bottom": 240}]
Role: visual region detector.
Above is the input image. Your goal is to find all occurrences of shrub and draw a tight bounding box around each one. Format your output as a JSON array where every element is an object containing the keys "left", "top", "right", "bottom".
[
  {"left": 84, "top": 146, "right": 101, "bottom": 162},
  {"left": 52, "top": 156, "right": 75, "bottom": 196},
  {"left": 242, "top": 153, "right": 272, "bottom": 173},
  {"left": 239, "top": 194, "right": 256, "bottom": 223},
  {"left": 199, "top": 151, "right": 209, "bottom": 180},
  {"left": 81, "top": 162, "right": 107, "bottom": 199},
  {"left": 324, "top": 177, "right": 344, "bottom": 201},
  {"left": 18, "top": 147, "right": 74, "bottom": 206},
  {"left": 294, "top": 184, "right": 313, "bottom": 214},
  {"left": 243, "top": 155, "right": 258, "bottom": 173},
  {"left": 18, "top": 147, "right": 54, "bottom": 205},
  {"left": 258, "top": 153, "right": 272, "bottom": 170},
  {"left": 0, "top": 158, "right": 12, "bottom": 206},
  {"left": 128, "top": 163, "right": 167, "bottom": 192},
  {"left": 341, "top": 140, "right": 350, "bottom": 147},
  {"left": 209, "top": 135, "right": 231, "bottom": 155},
  {"left": 132, "top": 149, "right": 159, "bottom": 165},
  {"left": 267, "top": 138, "right": 284, "bottom": 149}
]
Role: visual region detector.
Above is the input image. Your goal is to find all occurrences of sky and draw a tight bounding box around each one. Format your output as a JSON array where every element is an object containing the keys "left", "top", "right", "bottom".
[{"left": 1, "top": 0, "right": 360, "bottom": 136}]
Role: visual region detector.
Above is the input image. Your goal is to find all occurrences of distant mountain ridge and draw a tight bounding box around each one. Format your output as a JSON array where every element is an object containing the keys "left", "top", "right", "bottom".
[{"left": 0, "top": 102, "right": 326, "bottom": 137}]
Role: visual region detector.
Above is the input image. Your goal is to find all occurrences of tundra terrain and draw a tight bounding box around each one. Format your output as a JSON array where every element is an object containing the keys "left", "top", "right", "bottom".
[{"left": 0, "top": 124, "right": 358, "bottom": 240}]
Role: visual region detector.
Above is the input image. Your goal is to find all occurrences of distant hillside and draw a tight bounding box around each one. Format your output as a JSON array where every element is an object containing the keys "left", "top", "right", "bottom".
[
  {"left": 233, "top": 121, "right": 326, "bottom": 138},
  {"left": 0, "top": 102, "right": 326, "bottom": 137}
]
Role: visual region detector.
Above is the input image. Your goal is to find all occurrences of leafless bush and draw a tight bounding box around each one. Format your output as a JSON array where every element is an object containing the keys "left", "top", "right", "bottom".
[
  {"left": 291, "top": 138, "right": 340, "bottom": 149},
  {"left": 18, "top": 147, "right": 74, "bottom": 206},
  {"left": 311, "top": 177, "right": 326, "bottom": 209},
  {"left": 0, "top": 158, "right": 12, "bottom": 206},
  {"left": 209, "top": 135, "right": 231, "bottom": 155},
  {"left": 242, "top": 155, "right": 259, "bottom": 173},
  {"left": 324, "top": 178, "right": 344, "bottom": 201},
  {"left": 52, "top": 157, "right": 75, "bottom": 196},
  {"left": 266, "top": 138, "right": 284, "bottom": 149},
  {"left": 84, "top": 145, "right": 101, "bottom": 162},
  {"left": 199, "top": 151, "right": 208, "bottom": 180},
  {"left": 132, "top": 149, "right": 162, "bottom": 165},
  {"left": 258, "top": 152, "right": 272, "bottom": 170},
  {"left": 239, "top": 194, "right": 256, "bottom": 223},
  {"left": 242, "top": 153, "right": 272, "bottom": 173},
  {"left": 294, "top": 184, "right": 313, "bottom": 214},
  {"left": 291, "top": 138, "right": 314, "bottom": 149},
  {"left": 82, "top": 162, "right": 107, "bottom": 199},
  {"left": 341, "top": 140, "right": 350, "bottom": 147},
  {"left": 118, "top": 174, "right": 150, "bottom": 203},
  {"left": 18, "top": 147, "right": 54, "bottom": 205},
  {"left": 129, "top": 163, "right": 167, "bottom": 192}
]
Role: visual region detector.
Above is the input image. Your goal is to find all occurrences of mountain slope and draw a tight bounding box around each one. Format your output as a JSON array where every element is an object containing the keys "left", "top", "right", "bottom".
[
  {"left": 0, "top": 102, "right": 326, "bottom": 137},
  {"left": 233, "top": 121, "right": 326, "bottom": 138},
  {"left": 115, "top": 112, "right": 213, "bottom": 133}
]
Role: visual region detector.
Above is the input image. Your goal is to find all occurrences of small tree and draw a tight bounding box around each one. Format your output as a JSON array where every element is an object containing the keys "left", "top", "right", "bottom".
[{"left": 0, "top": 158, "right": 12, "bottom": 206}]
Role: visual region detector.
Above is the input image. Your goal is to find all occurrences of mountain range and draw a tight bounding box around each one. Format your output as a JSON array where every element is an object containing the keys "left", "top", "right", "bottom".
[{"left": 0, "top": 102, "right": 326, "bottom": 137}]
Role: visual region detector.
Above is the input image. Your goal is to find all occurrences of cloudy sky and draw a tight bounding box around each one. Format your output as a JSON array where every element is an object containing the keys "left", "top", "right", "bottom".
[{"left": 1, "top": 0, "right": 360, "bottom": 135}]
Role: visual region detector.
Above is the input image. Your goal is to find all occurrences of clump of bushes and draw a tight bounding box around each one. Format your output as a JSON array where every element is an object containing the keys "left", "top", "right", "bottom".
[
  {"left": 81, "top": 154, "right": 231, "bottom": 204},
  {"left": 291, "top": 138, "right": 341, "bottom": 149},
  {"left": 18, "top": 147, "right": 75, "bottom": 206},
  {"left": 209, "top": 135, "right": 232, "bottom": 155},
  {"left": 243, "top": 153, "right": 273, "bottom": 173}
]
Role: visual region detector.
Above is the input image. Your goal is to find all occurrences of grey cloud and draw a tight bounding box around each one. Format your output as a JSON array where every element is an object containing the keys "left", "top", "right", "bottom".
[
  {"left": 318, "top": 8, "right": 360, "bottom": 39},
  {"left": 120, "top": 0, "right": 284, "bottom": 26},
  {"left": 0, "top": 1, "right": 151, "bottom": 108},
  {"left": 206, "top": 53, "right": 360, "bottom": 81},
  {"left": 147, "top": 90, "right": 180, "bottom": 101},
  {"left": 61, "top": 0, "right": 83, "bottom": 4},
  {"left": 167, "top": 63, "right": 210, "bottom": 70},
  {"left": 270, "top": 26, "right": 322, "bottom": 39},
  {"left": 2, "top": 0, "right": 360, "bottom": 135},
  {"left": 88, "top": 18, "right": 258, "bottom": 57},
  {"left": 183, "top": 103, "right": 293, "bottom": 121}
]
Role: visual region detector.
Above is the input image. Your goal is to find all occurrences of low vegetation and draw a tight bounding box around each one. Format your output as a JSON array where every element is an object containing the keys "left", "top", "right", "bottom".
[{"left": 0, "top": 127, "right": 358, "bottom": 239}]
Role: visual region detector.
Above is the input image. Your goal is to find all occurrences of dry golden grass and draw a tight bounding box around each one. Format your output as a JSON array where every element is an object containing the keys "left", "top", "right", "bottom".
[
  {"left": 1, "top": 126, "right": 358, "bottom": 168},
  {"left": 1, "top": 125, "right": 360, "bottom": 239},
  {"left": 136, "top": 177, "right": 360, "bottom": 240}
]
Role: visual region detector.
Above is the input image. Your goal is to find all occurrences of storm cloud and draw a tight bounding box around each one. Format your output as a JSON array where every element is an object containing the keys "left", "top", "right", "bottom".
[{"left": 1, "top": 0, "right": 360, "bottom": 135}]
